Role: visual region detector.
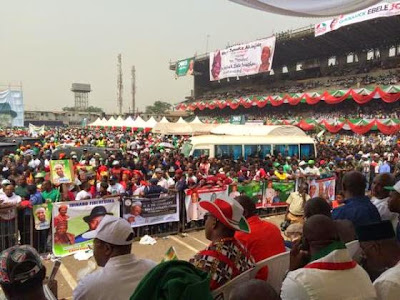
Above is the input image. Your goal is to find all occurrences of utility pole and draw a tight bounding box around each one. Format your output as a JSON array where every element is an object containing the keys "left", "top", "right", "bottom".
[
  {"left": 117, "top": 54, "right": 123, "bottom": 115},
  {"left": 131, "top": 65, "right": 136, "bottom": 114}
]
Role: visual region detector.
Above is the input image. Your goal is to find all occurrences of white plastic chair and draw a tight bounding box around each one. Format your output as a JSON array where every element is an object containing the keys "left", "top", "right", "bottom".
[
  {"left": 346, "top": 240, "right": 361, "bottom": 260},
  {"left": 212, "top": 267, "right": 253, "bottom": 300},
  {"left": 250, "top": 251, "right": 290, "bottom": 294}
]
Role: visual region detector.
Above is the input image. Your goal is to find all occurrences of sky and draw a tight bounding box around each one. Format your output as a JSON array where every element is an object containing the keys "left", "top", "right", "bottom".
[{"left": 0, "top": 0, "right": 324, "bottom": 114}]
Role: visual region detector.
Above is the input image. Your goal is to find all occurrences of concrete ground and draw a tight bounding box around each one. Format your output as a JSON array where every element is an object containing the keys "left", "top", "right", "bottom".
[{"left": 44, "top": 214, "right": 285, "bottom": 299}]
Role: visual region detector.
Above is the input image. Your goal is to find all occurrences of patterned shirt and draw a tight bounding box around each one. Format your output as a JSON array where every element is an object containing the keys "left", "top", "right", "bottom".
[{"left": 189, "top": 237, "right": 255, "bottom": 290}]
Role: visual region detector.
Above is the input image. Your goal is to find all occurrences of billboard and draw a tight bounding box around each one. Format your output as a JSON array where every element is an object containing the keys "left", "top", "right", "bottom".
[
  {"left": 0, "top": 89, "right": 24, "bottom": 127},
  {"left": 315, "top": 2, "right": 400, "bottom": 37},
  {"left": 209, "top": 36, "right": 276, "bottom": 81},
  {"left": 176, "top": 58, "right": 195, "bottom": 77}
]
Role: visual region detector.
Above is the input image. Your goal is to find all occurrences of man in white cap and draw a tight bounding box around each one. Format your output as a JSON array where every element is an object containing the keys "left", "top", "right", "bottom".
[
  {"left": 189, "top": 197, "right": 255, "bottom": 291},
  {"left": 0, "top": 179, "right": 11, "bottom": 195},
  {"left": 73, "top": 215, "right": 156, "bottom": 300}
]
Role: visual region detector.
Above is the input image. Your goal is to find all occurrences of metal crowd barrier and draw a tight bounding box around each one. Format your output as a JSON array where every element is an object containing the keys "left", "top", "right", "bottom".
[{"left": 0, "top": 207, "right": 19, "bottom": 252}]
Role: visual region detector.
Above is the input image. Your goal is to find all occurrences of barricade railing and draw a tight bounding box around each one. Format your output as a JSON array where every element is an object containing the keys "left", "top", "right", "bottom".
[{"left": 0, "top": 206, "right": 19, "bottom": 251}]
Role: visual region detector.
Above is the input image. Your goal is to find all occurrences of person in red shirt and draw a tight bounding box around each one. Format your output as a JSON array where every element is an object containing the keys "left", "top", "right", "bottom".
[{"left": 235, "top": 195, "right": 286, "bottom": 280}]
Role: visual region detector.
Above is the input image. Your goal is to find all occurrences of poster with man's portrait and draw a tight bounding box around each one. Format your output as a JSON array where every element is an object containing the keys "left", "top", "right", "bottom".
[
  {"left": 50, "top": 160, "right": 74, "bottom": 185},
  {"left": 52, "top": 198, "right": 120, "bottom": 257},
  {"left": 33, "top": 204, "right": 51, "bottom": 231}
]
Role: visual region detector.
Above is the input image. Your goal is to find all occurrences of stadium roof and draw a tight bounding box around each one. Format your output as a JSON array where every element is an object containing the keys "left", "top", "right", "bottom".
[{"left": 170, "top": 15, "right": 400, "bottom": 69}]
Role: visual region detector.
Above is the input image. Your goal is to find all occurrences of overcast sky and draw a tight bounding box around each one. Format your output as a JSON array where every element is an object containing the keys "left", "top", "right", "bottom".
[{"left": 1, "top": 0, "right": 324, "bottom": 113}]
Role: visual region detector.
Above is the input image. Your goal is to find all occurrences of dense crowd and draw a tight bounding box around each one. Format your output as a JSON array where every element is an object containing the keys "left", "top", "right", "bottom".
[{"left": 0, "top": 128, "right": 399, "bottom": 299}]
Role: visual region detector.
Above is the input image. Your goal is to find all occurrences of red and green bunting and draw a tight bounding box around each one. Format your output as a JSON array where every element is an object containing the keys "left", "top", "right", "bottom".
[
  {"left": 176, "top": 86, "right": 400, "bottom": 111},
  {"left": 274, "top": 118, "right": 400, "bottom": 134}
]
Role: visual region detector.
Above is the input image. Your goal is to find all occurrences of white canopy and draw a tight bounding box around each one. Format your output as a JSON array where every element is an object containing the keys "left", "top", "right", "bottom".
[
  {"left": 153, "top": 122, "right": 218, "bottom": 135},
  {"left": 176, "top": 117, "right": 187, "bottom": 124},
  {"left": 159, "top": 116, "right": 170, "bottom": 123},
  {"left": 229, "top": 0, "right": 381, "bottom": 17},
  {"left": 132, "top": 116, "right": 148, "bottom": 128},
  {"left": 146, "top": 117, "right": 158, "bottom": 128},
  {"left": 125, "top": 116, "right": 136, "bottom": 127},
  {"left": 106, "top": 116, "right": 118, "bottom": 127},
  {"left": 190, "top": 116, "right": 203, "bottom": 124},
  {"left": 89, "top": 117, "right": 101, "bottom": 127},
  {"left": 113, "top": 116, "right": 126, "bottom": 127}
]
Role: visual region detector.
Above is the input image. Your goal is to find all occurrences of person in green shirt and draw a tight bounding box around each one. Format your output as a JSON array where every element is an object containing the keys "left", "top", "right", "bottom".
[
  {"left": 15, "top": 175, "right": 29, "bottom": 199},
  {"left": 283, "top": 157, "right": 292, "bottom": 173},
  {"left": 41, "top": 180, "right": 61, "bottom": 203}
]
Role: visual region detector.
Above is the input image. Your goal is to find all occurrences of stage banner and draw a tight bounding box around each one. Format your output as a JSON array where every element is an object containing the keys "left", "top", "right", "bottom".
[
  {"left": 28, "top": 123, "right": 45, "bottom": 137},
  {"left": 308, "top": 177, "right": 336, "bottom": 201},
  {"left": 185, "top": 186, "right": 229, "bottom": 222},
  {"left": 176, "top": 57, "right": 195, "bottom": 77},
  {"left": 230, "top": 115, "right": 245, "bottom": 125},
  {"left": 50, "top": 160, "right": 75, "bottom": 185},
  {"left": 122, "top": 195, "right": 179, "bottom": 228},
  {"left": 209, "top": 36, "right": 276, "bottom": 81},
  {"left": 315, "top": 2, "right": 400, "bottom": 37},
  {"left": 229, "top": 181, "right": 264, "bottom": 207},
  {"left": 263, "top": 181, "right": 295, "bottom": 208},
  {"left": 52, "top": 198, "right": 120, "bottom": 257}
]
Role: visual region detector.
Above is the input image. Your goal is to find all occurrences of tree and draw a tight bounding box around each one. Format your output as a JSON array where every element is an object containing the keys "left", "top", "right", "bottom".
[
  {"left": 145, "top": 101, "right": 172, "bottom": 114},
  {"left": 62, "top": 106, "right": 103, "bottom": 113}
]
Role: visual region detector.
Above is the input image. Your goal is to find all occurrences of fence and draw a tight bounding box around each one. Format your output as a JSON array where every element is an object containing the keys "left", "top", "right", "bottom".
[{"left": 0, "top": 176, "right": 335, "bottom": 255}]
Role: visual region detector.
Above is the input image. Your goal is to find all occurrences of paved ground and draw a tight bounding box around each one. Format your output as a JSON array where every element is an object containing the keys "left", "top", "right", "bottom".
[{"left": 44, "top": 214, "right": 285, "bottom": 299}]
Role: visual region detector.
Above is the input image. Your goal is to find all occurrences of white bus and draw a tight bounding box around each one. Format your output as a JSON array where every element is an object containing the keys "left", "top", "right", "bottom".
[{"left": 182, "top": 125, "right": 317, "bottom": 160}]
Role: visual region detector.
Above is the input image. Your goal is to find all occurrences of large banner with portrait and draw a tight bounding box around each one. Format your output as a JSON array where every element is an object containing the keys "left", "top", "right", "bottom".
[
  {"left": 315, "top": 2, "right": 400, "bottom": 37},
  {"left": 184, "top": 186, "right": 229, "bottom": 222},
  {"left": 52, "top": 198, "right": 120, "bottom": 257},
  {"left": 175, "top": 57, "right": 195, "bottom": 77},
  {"left": 0, "top": 89, "right": 24, "bottom": 127},
  {"left": 308, "top": 177, "right": 336, "bottom": 201},
  {"left": 50, "top": 160, "right": 74, "bottom": 185},
  {"left": 263, "top": 181, "right": 295, "bottom": 208},
  {"left": 209, "top": 36, "right": 276, "bottom": 81},
  {"left": 122, "top": 195, "right": 179, "bottom": 228}
]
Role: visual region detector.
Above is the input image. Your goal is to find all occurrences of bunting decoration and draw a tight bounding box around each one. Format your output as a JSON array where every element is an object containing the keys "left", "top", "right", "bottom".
[{"left": 175, "top": 86, "right": 400, "bottom": 111}]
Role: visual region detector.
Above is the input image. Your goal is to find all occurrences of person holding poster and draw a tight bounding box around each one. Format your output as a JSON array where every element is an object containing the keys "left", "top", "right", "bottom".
[{"left": 50, "top": 160, "right": 73, "bottom": 185}]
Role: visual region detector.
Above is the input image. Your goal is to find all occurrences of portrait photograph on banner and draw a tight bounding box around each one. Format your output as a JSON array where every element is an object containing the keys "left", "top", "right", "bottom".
[
  {"left": 52, "top": 198, "right": 120, "bottom": 257},
  {"left": 175, "top": 57, "right": 195, "bottom": 77},
  {"left": 122, "top": 195, "right": 179, "bottom": 228},
  {"left": 33, "top": 203, "right": 51, "bottom": 231},
  {"left": 50, "top": 159, "right": 75, "bottom": 185},
  {"left": 209, "top": 36, "right": 276, "bottom": 81}
]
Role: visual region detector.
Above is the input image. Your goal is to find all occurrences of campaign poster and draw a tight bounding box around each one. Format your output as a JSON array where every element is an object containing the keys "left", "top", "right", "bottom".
[
  {"left": 308, "top": 177, "right": 336, "bottom": 201},
  {"left": 264, "top": 181, "right": 295, "bottom": 208},
  {"left": 0, "top": 89, "right": 24, "bottom": 127},
  {"left": 33, "top": 203, "right": 51, "bottom": 231},
  {"left": 176, "top": 57, "right": 195, "bottom": 77},
  {"left": 315, "top": 2, "right": 400, "bottom": 36},
  {"left": 229, "top": 181, "right": 263, "bottom": 207},
  {"left": 185, "top": 186, "right": 229, "bottom": 222},
  {"left": 122, "top": 195, "right": 179, "bottom": 228},
  {"left": 52, "top": 198, "right": 120, "bottom": 257},
  {"left": 50, "top": 160, "right": 74, "bottom": 185},
  {"left": 209, "top": 36, "right": 276, "bottom": 81}
]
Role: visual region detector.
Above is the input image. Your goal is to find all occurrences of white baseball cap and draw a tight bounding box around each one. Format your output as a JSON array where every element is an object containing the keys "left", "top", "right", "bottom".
[{"left": 82, "top": 215, "right": 134, "bottom": 245}]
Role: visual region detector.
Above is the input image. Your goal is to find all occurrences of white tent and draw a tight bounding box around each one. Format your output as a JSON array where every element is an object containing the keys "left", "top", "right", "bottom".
[
  {"left": 190, "top": 116, "right": 203, "bottom": 124},
  {"left": 229, "top": 0, "right": 380, "bottom": 17},
  {"left": 159, "top": 116, "right": 170, "bottom": 123},
  {"left": 125, "top": 116, "right": 136, "bottom": 128},
  {"left": 114, "top": 116, "right": 126, "bottom": 127},
  {"left": 132, "top": 116, "right": 148, "bottom": 128},
  {"left": 145, "top": 117, "right": 158, "bottom": 128},
  {"left": 106, "top": 116, "right": 118, "bottom": 127},
  {"left": 89, "top": 117, "right": 101, "bottom": 127},
  {"left": 176, "top": 117, "right": 187, "bottom": 124}
]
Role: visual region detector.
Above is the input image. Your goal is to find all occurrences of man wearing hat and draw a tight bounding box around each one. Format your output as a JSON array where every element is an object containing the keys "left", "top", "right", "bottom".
[
  {"left": 73, "top": 215, "right": 156, "bottom": 300},
  {"left": 75, "top": 205, "right": 113, "bottom": 243},
  {"left": 386, "top": 180, "right": 400, "bottom": 242},
  {"left": 0, "top": 179, "right": 11, "bottom": 195},
  {"left": 304, "top": 160, "right": 320, "bottom": 178},
  {"left": 0, "top": 245, "right": 52, "bottom": 300},
  {"left": 107, "top": 175, "right": 125, "bottom": 195},
  {"left": 189, "top": 198, "right": 255, "bottom": 291},
  {"left": 154, "top": 167, "right": 168, "bottom": 189},
  {"left": 357, "top": 221, "right": 400, "bottom": 299}
]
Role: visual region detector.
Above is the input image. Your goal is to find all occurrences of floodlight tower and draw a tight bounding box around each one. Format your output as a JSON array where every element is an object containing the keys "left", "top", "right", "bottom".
[
  {"left": 117, "top": 54, "right": 123, "bottom": 115},
  {"left": 131, "top": 65, "right": 136, "bottom": 114}
]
